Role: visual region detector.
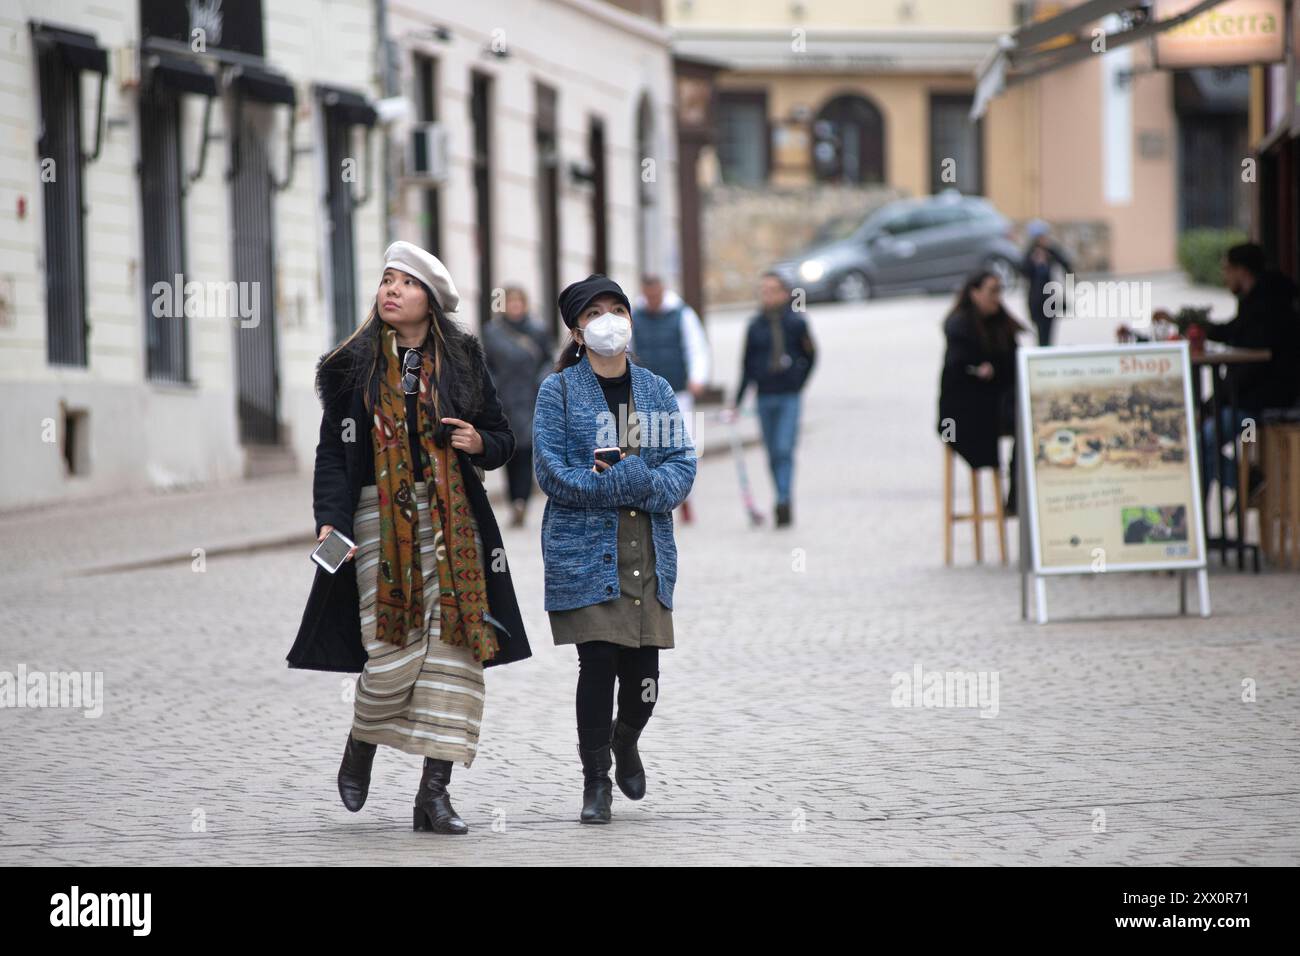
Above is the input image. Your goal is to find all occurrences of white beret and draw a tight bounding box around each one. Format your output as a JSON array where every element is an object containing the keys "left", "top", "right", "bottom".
[{"left": 382, "top": 240, "right": 459, "bottom": 313}]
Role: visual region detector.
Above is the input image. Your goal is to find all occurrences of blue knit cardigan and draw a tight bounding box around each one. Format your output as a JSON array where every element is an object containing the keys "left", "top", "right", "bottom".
[{"left": 532, "top": 355, "right": 697, "bottom": 612}]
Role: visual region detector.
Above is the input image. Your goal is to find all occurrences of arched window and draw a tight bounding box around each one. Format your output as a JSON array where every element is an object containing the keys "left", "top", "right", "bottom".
[{"left": 811, "top": 94, "right": 884, "bottom": 184}]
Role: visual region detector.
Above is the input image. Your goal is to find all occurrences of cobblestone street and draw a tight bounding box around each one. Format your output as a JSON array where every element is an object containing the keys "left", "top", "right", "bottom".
[{"left": 3, "top": 281, "right": 1298, "bottom": 866}]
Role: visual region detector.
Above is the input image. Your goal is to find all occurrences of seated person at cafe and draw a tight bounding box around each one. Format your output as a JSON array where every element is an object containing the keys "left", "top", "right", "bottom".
[{"left": 1194, "top": 242, "right": 1300, "bottom": 493}]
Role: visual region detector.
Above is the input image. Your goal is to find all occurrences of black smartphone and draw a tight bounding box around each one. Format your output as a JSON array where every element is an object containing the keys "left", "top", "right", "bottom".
[
  {"left": 594, "top": 447, "right": 622, "bottom": 466},
  {"left": 311, "top": 528, "right": 356, "bottom": 574}
]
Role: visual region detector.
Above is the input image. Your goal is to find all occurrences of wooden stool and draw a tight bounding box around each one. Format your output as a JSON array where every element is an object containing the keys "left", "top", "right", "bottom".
[
  {"left": 1259, "top": 423, "right": 1300, "bottom": 569},
  {"left": 943, "top": 443, "right": 1008, "bottom": 566}
]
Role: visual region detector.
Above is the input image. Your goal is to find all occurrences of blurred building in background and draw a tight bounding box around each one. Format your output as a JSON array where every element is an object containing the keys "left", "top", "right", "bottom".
[
  {"left": 2, "top": 0, "right": 1287, "bottom": 509},
  {"left": 668, "top": 0, "right": 1261, "bottom": 296},
  {"left": 3, "top": 0, "right": 382, "bottom": 508},
  {"left": 0, "top": 0, "right": 679, "bottom": 509},
  {"left": 384, "top": 0, "right": 680, "bottom": 339}
]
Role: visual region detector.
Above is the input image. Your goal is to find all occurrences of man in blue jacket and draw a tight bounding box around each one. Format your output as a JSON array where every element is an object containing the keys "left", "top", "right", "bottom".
[{"left": 726, "top": 271, "right": 817, "bottom": 528}]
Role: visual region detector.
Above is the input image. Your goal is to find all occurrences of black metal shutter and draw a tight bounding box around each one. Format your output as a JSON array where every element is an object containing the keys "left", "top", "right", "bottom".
[
  {"left": 140, "top": 84, "right": 189, "bottom": 381},
  {"left": 230, "top": 105, "right": 280, "bottom": 445},
  {"left": 37, "top": 46, "right": 88, "bottom": 366},
  {"left": 324, "top": 110, "right": 357, "bottom": 343}
]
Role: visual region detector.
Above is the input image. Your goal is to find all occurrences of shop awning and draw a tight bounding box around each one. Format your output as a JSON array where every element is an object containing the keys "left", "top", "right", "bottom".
[
  {"left": 230, "top": 64, "right": 296, "bottom": 106},
  {"left": 30, "top": 22, "right": 108, "bottom": 74},
  {"left": 315, "top": 84, "right": 378, "bottom": 127},
  {"left": 143, "top": 51, "right": 218, "bottom": 97},
  {"left": 971, "top": 0, "right": 1231, "bottom": 118}
]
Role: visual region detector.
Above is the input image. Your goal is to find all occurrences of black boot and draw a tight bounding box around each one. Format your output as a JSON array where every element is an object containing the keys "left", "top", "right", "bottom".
[
  {"left": 337, "top": 733, "right": 377, "bottom": 813},
  {"left": 775, "top": 502, "right": 792, "bottom": 527},
  {"left": 413, "top": 758, "right": 468, "bottom": 834},
  {"left": 610, "top": 718, "right": 646, "bottom": 800},
  {"left": 577, "top": 741, "right": 613, "bottom": 824}
]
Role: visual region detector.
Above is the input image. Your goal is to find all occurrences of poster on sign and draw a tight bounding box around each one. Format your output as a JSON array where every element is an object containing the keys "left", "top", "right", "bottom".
[{"left": 1017, "top": 343, "right": 1208, "bottom": 576}]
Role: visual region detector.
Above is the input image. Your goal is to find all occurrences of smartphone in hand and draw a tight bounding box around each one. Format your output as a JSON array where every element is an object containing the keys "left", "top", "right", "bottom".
[
  {"left": 311, "top": 528, "right": 357, "bottom": 574},
  {"left": 593, "top": 447, "right": 622, "bottom": 467}
]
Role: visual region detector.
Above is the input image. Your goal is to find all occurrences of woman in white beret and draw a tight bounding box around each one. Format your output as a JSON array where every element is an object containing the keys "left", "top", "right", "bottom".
[{"left": 288, "top": 240, "right": 532, "bottom": 834}]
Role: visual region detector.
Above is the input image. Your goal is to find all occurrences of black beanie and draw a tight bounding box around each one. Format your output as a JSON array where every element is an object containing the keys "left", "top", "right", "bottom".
[{"left": 557, "top": 274, "right": 631, "bottom": 329}]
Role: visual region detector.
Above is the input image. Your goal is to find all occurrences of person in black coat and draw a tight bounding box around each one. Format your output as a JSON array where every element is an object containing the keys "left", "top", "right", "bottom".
[
  {"left": 937, "top": 269, "right": 1030, "bottom": 511},
  {"left": 288, "top": 241, "right": 530, "bottom": 834},
  {"left": 1021, "top": 219, "right": 1072, "bottom": 346},
  {"left": 1197, "top": 243, "right": 1300, "bottom": 412},
  {"left": 1189, "top": 242, "right": 1300, "bottom": 493}
]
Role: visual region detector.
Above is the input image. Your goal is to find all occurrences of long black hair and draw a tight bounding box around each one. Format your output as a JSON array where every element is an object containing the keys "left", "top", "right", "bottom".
[
  {"left": 947, "top": 269, "right": 1029, "bottom": 354},
  {"left": 315, "top": 281, "right": 485, "bottom": 446}
]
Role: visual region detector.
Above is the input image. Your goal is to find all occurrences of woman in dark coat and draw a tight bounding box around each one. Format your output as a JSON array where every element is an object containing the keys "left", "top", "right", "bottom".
[
  {"left": 936, "top": 270, "right": 1030, "bottom": 510},
  {"left": 288, "top": 240, "right": 530, "bottom": 835},
  {"left": 481, "top": 285, "right": 553, "bottom": 527}
]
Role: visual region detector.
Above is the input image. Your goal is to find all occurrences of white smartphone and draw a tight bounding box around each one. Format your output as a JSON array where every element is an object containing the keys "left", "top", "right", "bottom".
[{"left": 311, "top": 528, "right": 357, "bottom": 574}]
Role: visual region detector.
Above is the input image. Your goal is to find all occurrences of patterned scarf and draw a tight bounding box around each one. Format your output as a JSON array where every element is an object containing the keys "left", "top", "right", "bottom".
[{"left": 371, "top": 322, "right": 498, "bottom": 663}]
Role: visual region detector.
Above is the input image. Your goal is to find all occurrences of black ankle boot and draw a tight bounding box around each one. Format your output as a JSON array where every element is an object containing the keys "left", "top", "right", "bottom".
[
  {"left": 337, "top": 733, "right": 377, "bottom": 813},
  {"left": 775, "top": 502, "right": 792, "bottom": 527},
  {"left": 577, "top": 742, "right": 613, "bottom": 824},
  {"left": 413, "top": 758, "right": 468, "bottom": 834},
  {"left": 610, "top": 718, "right": 646, "bottom": 801}
]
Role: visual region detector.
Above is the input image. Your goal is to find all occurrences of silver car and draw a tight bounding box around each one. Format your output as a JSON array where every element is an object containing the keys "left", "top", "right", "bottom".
[{"left": 772, "top": 193, "right": 1023, "bottom": 302}]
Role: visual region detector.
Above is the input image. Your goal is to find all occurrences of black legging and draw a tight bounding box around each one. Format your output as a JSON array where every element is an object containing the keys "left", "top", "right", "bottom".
[{"left": 575, "top": 642, "right": 658, "bottom": 747}]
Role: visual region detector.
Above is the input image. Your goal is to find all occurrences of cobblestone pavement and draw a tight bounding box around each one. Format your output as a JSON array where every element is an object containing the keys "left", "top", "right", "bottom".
[{"left": 3, "top": 277, "right": 1298, "bottom": 865}]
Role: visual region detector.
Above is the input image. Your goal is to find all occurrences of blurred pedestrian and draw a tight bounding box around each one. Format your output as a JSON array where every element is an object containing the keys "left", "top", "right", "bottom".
[
  {"left": 533, "top": 274, "right": 697, "bottom": 825},
  {"left": 289, "top": 240, "right": 531, "bottom": 835},
  {"left": 1021, "top": 219, "right": 1072, "bottom": 346},
  {"left": 1192, "top": 242, "right": 1300, "bottom": 495},
  {"left": 937, "top": 270, "right": 1030, "bottom": 513},
  {"left": 631, "top": 275, "right": 710, "bottom": 523},
  {"left": 482, "top": 285, "right": 553, "bottom": 527},
  {"left": 727, "top": 271, "right": 816, "bottom": 528}
]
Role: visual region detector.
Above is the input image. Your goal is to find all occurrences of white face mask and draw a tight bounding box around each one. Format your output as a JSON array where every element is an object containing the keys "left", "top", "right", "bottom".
[{"left": 580, "top": 312, "right": 632, "bottom": 357}]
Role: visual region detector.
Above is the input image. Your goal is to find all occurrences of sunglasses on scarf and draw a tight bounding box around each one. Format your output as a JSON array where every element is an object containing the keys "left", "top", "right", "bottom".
[{"left": 401, "top": 348, "right": 423, "bottom": 395}]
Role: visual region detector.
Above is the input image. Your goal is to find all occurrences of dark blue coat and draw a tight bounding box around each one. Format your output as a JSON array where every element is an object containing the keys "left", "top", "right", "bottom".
[{"left": 734, "top": 306, "right": 816, "bottom": 405}]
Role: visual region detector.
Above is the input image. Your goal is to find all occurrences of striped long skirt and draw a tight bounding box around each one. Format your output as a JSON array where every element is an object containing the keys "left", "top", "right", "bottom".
[{"left": 350, "top": 480, "right": 486, "bottom": 767}]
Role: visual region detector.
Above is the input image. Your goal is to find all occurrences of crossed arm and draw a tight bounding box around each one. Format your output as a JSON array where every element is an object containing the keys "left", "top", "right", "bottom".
[{"left": 532, "top": 374, "right": 696, "bottom": 514}]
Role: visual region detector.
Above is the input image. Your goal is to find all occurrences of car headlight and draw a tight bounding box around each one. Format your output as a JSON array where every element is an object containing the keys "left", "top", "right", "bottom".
[{"left": 798, "top": 259, "right": 826, "bottom": 282}]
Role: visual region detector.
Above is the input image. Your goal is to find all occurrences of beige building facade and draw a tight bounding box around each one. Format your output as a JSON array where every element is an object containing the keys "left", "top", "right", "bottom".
[{"left": 669, "top": 0, "right": 1196, "bottom": 276}]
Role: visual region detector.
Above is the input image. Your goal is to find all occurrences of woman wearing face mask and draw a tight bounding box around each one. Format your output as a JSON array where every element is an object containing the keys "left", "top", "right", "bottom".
[
  {"left": 288, "top": 241, "right": 531, "bottom": 835},
  {"left": 532, "top": 274, "right": 697, "bottom": 824}
]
